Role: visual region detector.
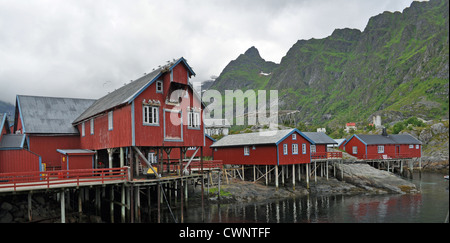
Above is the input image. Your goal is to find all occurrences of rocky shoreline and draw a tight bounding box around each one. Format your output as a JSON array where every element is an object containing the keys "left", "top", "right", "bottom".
[{"left": 205, "top": 163, "right": 421, "bottom": 203}]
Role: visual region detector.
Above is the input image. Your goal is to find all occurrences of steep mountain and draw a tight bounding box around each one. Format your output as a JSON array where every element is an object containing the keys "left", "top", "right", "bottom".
[
  {"left": 209, "top": 0, "right": 449, "bottom": 127},
  {"left": 209, "top": 46, "right": 279, "bottom": 92}
]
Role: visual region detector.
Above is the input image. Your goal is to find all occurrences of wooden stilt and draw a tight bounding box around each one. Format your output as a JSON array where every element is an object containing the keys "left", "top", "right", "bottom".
[
  {"left": 121, "top": 184, "right": 126, "bottom": 223},
  {"left": 28, "top": 192, "right": 32, "bottom": 222},
  {"left": 60, "top": 189, "right": 65, "bottom": 223},
  {"left": 275, "top": 165, "right": 279, "bottom": 189},
  {"left": 281, "top": 165, "right": 285, "bottom": 186},
  {"left": 306, "top": 164, "right": 310, "bottom": 189},
  {"left": 292, "top": 164, "right": 295, "bottom": 190},
  {"left": 110, "top": 186, "right": 114, "bottom": 223}
]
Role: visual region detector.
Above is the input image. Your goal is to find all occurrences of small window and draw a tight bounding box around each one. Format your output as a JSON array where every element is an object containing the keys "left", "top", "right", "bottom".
[
  {"left": 292, "top": 144, "right": 298, "bottom": 155},
  {"left": 378, "top": 145, "right": 384, "bottom": 153},
  {"left": 188, "top": 111, "right": 200, "bottom": 129},
  {"left": 416, "top": 145, "right": 419, "bottom": 149},
  {"left": 108, "top": 111, "right": 113, "bottom": 131},
  {"left": 244, "top": 146, "right": 250, "bottom": 156},
  {"left": 302, "top": 144, "right": 307, "bottom": 154},
  {"left": 283, "top": 144, "right": 288, "bottom": 155},
  {"left": 143, "top": 105, "right": 159, "bottom": 125},
  {"left": 156, "top": 81, "right": 163, "bottom": 93},
  {"left": 81, "top": 122, "right": 85, "bottom": 137},
  {"left": 90, "top": 119, "right": 94, "bottom": 135},
  {"left": 310, "top": 145, "right": 316, "bottom": 153},
  {"left": 292, "top": 133, "right": 297, "bottom": 140},
  {"left": 409, "top": 145, "right": 414, "bottom": 149},
  {"left": 352, "top": 146, "right": 357, "bottom": 154}
]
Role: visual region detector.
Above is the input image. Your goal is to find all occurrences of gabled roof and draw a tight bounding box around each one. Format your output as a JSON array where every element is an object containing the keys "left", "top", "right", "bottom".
[
  {"left": 73, "top": 57, "right": 196, "bottom": 124},
  {"left": 347, "top": 134, "right": 422, "bottom": 146},
  {"left": 0, "top": 134, "right": 27, "bottom": 150},
  {"left": 16, "top": 95, "right": 96, "bottom": 134},
  {"left": 302, "top": 132, "right": 337, "bottom": 145},
  {"left": 211, "top": 128, "right": 314, "bottom": 148},
  {"left": 0, "top": 113, "right": 11, "bottom": 135}
]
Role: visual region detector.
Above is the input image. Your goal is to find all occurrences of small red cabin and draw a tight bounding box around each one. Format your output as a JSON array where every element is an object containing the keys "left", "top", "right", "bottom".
[
  {"left": 211, "top": 129, "right": 315, "bottom": 166},
  {"left": 57, "top": 149, "right": 96, "bottom": 170},
  {"left": 343, "top": 133, "right": 422, "bottom": 160}
]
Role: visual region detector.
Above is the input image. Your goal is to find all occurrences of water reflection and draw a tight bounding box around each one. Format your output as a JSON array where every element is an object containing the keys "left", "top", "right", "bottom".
[{"left": 167, "top": 172, "right": 448, "bottom": 223}]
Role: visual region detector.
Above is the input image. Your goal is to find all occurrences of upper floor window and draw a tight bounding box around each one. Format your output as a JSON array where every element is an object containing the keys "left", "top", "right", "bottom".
[
  {"left": 378, "top": 145, "right": 384, "bottom": 153},
  {"left": 352, "top": 146, "right": 357, "bottom": 154},
  {"left": 188, "top": 111, "right": 200, "bottom": 129},
  {"left": 283, "top": 144, "right": 288, "bottom": 155},
  {"left": 292, "top": 144, "right": 299, "bottom": 155},
  {"left": 90, "top": 119, "right": 94, "bottom": 135},
  {"left": 108, "top": 111, "right": 113, "bottom": 131},
  {"left": 143, "top": 105, "right": 159, "bottom": 125},
  {"left": 302, "top": 144, "right": 307, "bottom": 154},
  {"left": 244, "top": 146, "right": 250, "bottom": 156},
  {"left": 292, "top": 133, "right": 297, "bottom": 140},
  {"left": 310, "top": 145, "right": 316, "bottom": 153},
  {"left": 81, "top": 122, "right": 85, "bottom": 137},
  {"left": 156, "top": 81, "right": 163, "bottom": 93}
]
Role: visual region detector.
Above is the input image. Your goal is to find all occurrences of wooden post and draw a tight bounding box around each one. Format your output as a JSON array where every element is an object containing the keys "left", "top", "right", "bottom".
[
  {"left": 135, "top": 186, "right": 140, "bottom": 223},
  {"left": 298, "top": 164, "right": 301, "bottom": 182},
  {"left": 326, "top": 160, "right": 329, "bottom": 181},
  {"left": 314, "top": 161, "right": 317, "bottom": 183},
  {"left": 28, "top": 192, "right": 32, "bottom": 222},
  {"left": 253, "top": 165, "right": 256, "bottom": 182},
  {"left": 60, "top": 189, "right": 65, "bottom": 223},
  {"left": 292, "top": 164, "right": 295, "bottom": 190},
  {"left": 120, "top": 147, "right": 124, "bottom": 168},
  {"left": 121, "top": 184, "right": 126, "bottom": 223},
  {"left": 281, "top": 165, "right": 285, "bottom": 186},
  {"left": 275, "top": 165, "right": 279, "bottom": 189},
  {"left": 306, "top": 164, "right": 310, "bottom": 189},
  {"left": 110, "top": 186, "right": 114, "bottom": 223},
  {"left": 265, "top": 165, "right": 268, "bottom": 186}
]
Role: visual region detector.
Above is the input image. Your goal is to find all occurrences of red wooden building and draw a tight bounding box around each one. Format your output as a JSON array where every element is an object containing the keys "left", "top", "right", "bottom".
[
  {"left": 13, "top": 95, "right": 96, "bottom": 170},
  {"left": 302, "top": 132, "right": 338, "bottom": 160},
  {"left": 343, "top": 131, "right": 422, "bottom": 160},
  {"left": 211, "top": 128, "right": 314, "bottom": 166},
  {"left": 1, "top": 113, "right": 42, "bottom": 173}
]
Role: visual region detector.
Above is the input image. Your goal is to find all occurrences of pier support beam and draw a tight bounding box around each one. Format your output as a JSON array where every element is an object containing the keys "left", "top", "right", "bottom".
[
  {"left": 292, "top": 164, "right": 295, "bottom": 190},
  {"left": 305, "top": 164, "right": 310, "bottom": 189},
  {"left": 275, "top": 165, "right": 279, "bottom": 189},
  {"left": 60, "top": 189, "right": 65, "bottom": 223}
]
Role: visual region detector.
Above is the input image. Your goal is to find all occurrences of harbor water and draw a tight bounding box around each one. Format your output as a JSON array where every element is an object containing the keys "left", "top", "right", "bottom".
[{"left": 165, "top": 172, "right": 449, "bottom": 223}]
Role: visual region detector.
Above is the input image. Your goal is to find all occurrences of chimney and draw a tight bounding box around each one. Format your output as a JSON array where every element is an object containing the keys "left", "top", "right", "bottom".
[{"left": 382, "top": 127, "right": 388, "bottom": 137}]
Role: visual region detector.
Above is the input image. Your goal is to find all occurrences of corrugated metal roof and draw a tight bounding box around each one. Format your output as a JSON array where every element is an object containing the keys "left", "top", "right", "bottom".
[
  {"left": 355, "top": 134, "right": 422, "bottom": 145},
  {"left": 73, "top": 57, "right": 196, "bottom": 124},
  {"left": 211, "top": 128, "right": 314, "bottom": 147},
  {"left": 57, "top": 149, "right": 96, "bottom": 155},
  {"left": 17, "top": 95, "right": 96, "bottom": 134},
  {"left": 302, "top": 132, "right": 337, "bottom": 144},
  {"left": 0, "top": 134, "right": 26, "bottom": 149}
]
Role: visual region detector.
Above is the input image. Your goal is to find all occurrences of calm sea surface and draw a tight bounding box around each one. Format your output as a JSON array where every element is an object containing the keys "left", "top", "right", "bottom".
[{"left": 171, "top": 172, "right": 448, "bottom": 223}]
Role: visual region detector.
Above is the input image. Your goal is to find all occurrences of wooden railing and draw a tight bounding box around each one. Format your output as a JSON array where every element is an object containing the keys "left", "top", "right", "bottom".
[
  {"left": 311, "top": 152, "right": 343, "bottom": 160},
  {"left": 0, "top": 167, "right": 129, "bottom": 191},
  {"left": 363, "top": 154, "right": 416, "bottom": 160}
]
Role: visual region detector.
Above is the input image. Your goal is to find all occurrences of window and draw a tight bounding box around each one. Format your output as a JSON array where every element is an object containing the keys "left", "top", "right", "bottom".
[
  {"left": 352, "top": 146, "right": 357, "bottom": 154},
  {"left": 302, "top": 144, "right": 307, "bottom": 154},
  {"left": 81, "top": 122, "right": 85, "bottom": 137},
  {"left": 108, "top": 111, "right": 113, "bottom": 131},
  {"left": 416, "top": 145, "right": 419, "bottom": 149},
  {"left": 283, "top": 144, "right": 288, "bottom": 155},
  {"left": 188, "top": 111, "right": 200, "bottom": 129},
  {"left": 90, "top": 119, "right": 94, "bottom": 135},
  {"left": 409, "top": 145, "right": 414, "bottom": 149},
  {"left": 244, "top": 146, "right": 250, "bottom": 156},
  {"left": 292, "top": 133, "right": 297, "bottom": 140},
  {"left": 143, "top": 105, "right": 159, "bottom": 125},
  {"left": 310, "top": 145, "right": 316, "bottom": 153},
  {"left": 378, "top": 145, "right": 384, "bottom": 153},
  {"left": 292, "top": 144, "right": 298, "bottom": 155},
  {"left": 156, "top": 81, "right": 163, "bottom": 93}
]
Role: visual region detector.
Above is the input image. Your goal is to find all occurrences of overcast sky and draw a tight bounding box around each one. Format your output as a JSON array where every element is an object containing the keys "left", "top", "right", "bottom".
[{"left": 0, "top": 0, "right": 418, "bottom": 104}]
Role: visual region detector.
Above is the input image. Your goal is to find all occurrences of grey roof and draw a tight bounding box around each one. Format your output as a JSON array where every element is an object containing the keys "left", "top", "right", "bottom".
[
  {"left": 355, "top": 134, "right": 422, "bottom": 145},
  {"left": 211, "top": 129, "right": 314, "bottom": 147},
  {"left": 302, "top": 132, "right": 337, "bottom": 144},
  {"left": 57, "top": 149, "right": 96, "bottom": 155},
  {"left": 0, "top": 113, "right": 10, "bottom": 134},
  {"left": 73, "top": 57, "right": 197, "bottom": 124},
  {"left": 17, "top": 95, "right": 96, "bottom": 134},
  {"left": 0, "top": 134, "right": 26, "bottom": 149}
]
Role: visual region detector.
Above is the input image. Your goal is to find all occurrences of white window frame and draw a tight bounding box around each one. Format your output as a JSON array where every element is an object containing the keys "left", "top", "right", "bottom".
[
  {"left": 292, "top": 133, "right": 297, "bottom": 140},
  {"left": 188, "top": 111, "right": 200, "bottom": 129},
  {"left": 310, "top": 145, "right": 316, "bottom": 153},
  {"left": 156, "top": 81, "right": 163, "bottom": 93},
  {"left": 409, "top": 144, "right": 414, "bottom": 149},
  {"left": 302, "top": 144, "right": 307, "bottom": 154},
  {"left": 283, "top": 144, "right": 288, "bottom": 155},
  {"left": 90, "top": 119, "right": 94, "bottom": 135},
  {"left": 378, "top": 145, "right": 384, "bottom": 153},
  {"left": 81, "top": 122, "right": 85, "bottom": 137},
  {"left": 292, "top": 144, "right": 299, "bottom": 155},
  {"left": 352, "top": 146, "right": 358, "bottom": 154},
  {"left": 108, "top": 111, "right": 113, "bottom": 131},
  {"left": 416, "top": 145, "right": 419, "bottom": 149},
  {"left": 244, "top": 146, "right": 250, "bottom": 156},
  {"left": 143, "top": 105, "right": 159, "bottom": 126}
]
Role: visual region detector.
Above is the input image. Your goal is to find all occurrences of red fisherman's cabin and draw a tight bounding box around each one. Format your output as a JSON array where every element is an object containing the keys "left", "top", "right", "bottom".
[{"left": 343, "top": 130, "right": 422, "bottom": 160}]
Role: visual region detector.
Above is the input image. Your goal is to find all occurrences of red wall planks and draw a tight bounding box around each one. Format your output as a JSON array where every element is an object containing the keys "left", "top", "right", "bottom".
[{"left": 0, "top": 149, "right": 41, "bottom": 173}]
